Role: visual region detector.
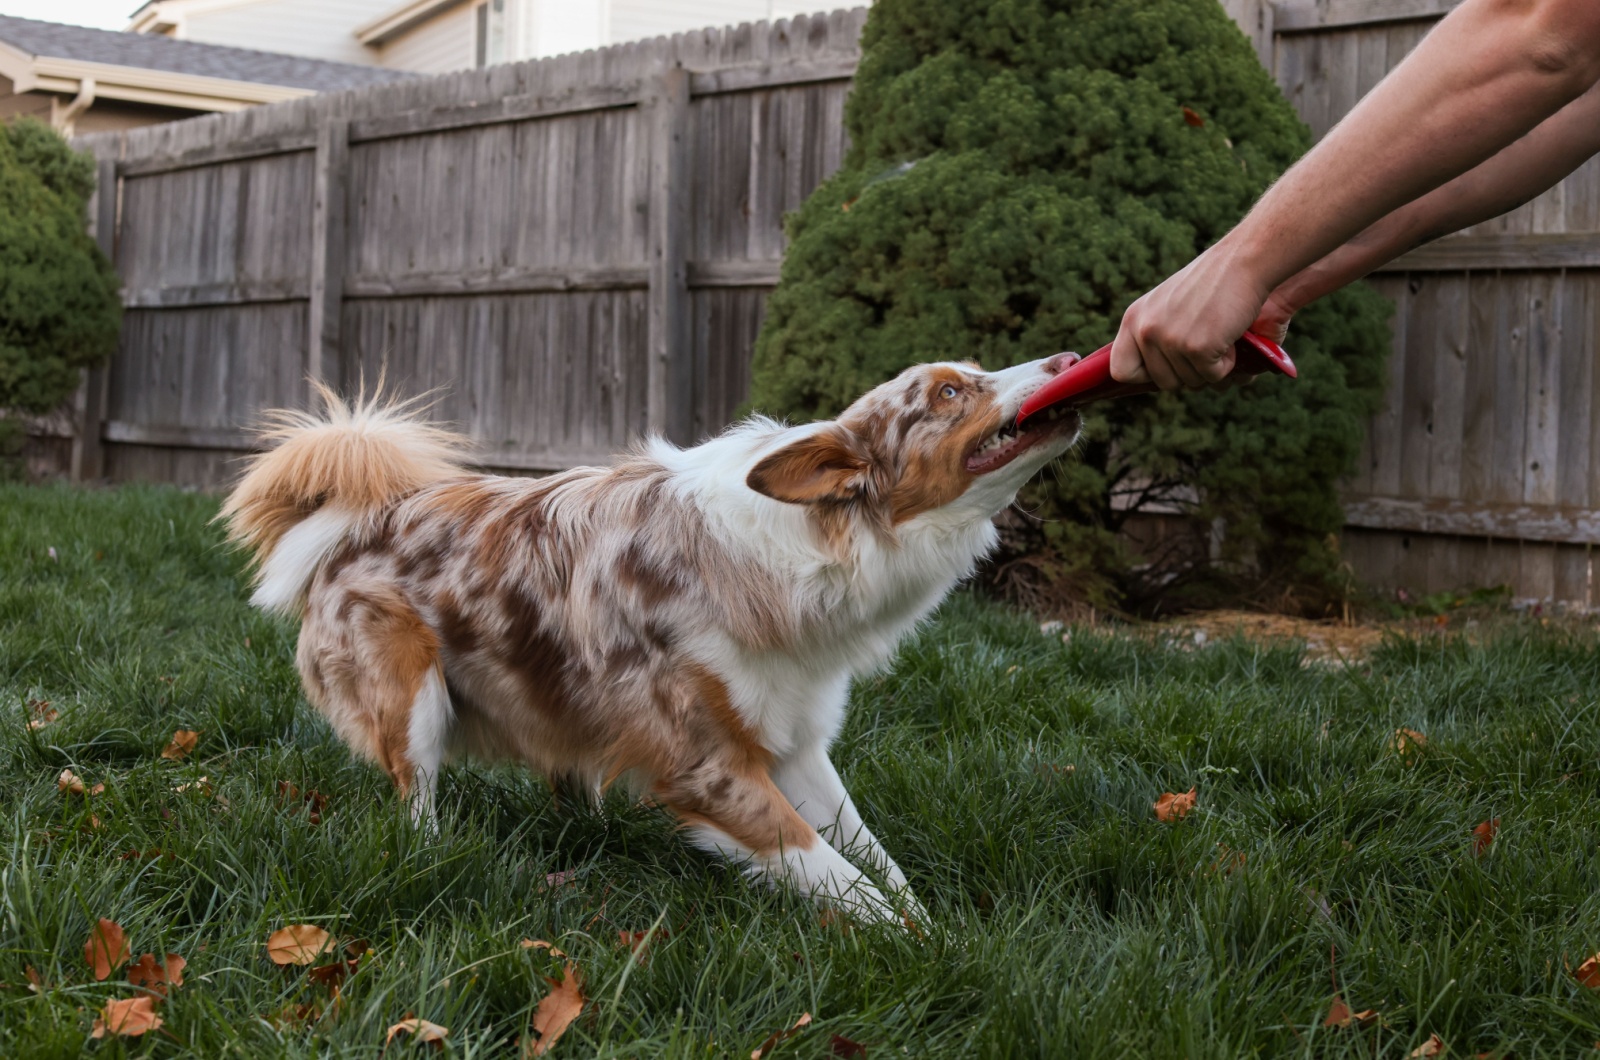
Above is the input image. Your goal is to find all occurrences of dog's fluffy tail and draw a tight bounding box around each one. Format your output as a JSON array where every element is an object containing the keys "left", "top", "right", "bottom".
[{"left": 219, "top": 381, "right": 470, "bottom": 615}]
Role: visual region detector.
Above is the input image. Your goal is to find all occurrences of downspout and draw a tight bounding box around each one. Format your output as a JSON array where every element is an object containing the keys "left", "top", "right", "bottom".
[{"left": 56, "top": 77, "right": 96, "bottom": 138}]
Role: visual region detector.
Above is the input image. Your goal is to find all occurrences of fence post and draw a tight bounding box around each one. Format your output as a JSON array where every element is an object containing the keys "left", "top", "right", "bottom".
[
  {"left": 308, "top": 118, "right": 350, "bottom": 394},
  {"left": 71, "top": 155, "right": 117, "bottom": 482},
  {"left": 647, "top": 66, "right": 693, "bottom": 444}
]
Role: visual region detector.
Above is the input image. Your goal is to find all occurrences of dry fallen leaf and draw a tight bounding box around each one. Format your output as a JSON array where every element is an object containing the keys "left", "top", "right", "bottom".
[
  {"left": 386, "top": 1016, "right": 449, "bottom": 1047},
  {"left": 1574, "top": 953, "right": 1600, "bottom": 989},
  {"left": 1181, "top": 105, "right": 1205, "bottom": 127},
  {"left": 751, "top": 1012, "right": 812, "bottom": 1059},
  {"left": 127, "top": 952, "right": 186, "bottom": 997},
  {"left": 161, "top": 730, "right": 199, "bottom": 760},
  {"left": 24, "top": 965, "right": 44, "bottom": 994},
  {"left": 521, "top": 939, "right": 568, "bottom": 958},
  {"left": 525, "top": 963, "right": 585, "bottom": 1056},
  {"left": 542, "top": 870, "right": 577, "bottom": 890},
  {"left": 830, "top": 1032, "right": 868, "bottom": 1057},
  {"left": 1410, "top": 1033, "right": 1445, "bottom": 1057},
  {"left": 27, "top": 700, "right": 57, "bottom": 730},
  {"left": 58, "top": 769, "right": 102, "bottom": 795},
  {"left": 84, "top": 918, "right": 131, "bottom": 981},
  {"left": 1323, "top": 994, "right": 1378, "bottom": 1029},
  {"left": 267, "top": 924, "right": 333, "bottom": 966},
  {"left": 617, "top": 928, "right": 668, "bottom": 963},
  {"left": 1391, "top": 727, "right": 1428, "bottom": 763},
  {"left": 90, "top": 996, "right": 163, "bottom": 1038},
  {"left": 1153, "top": 788, "right": 1197, "bottom": 823},
  {"left": 1472, "top": 818, "right": 1499, "bottom": 857}
]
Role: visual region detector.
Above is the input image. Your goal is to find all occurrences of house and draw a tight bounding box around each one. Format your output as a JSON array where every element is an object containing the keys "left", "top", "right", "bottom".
[
  {"left": 127, "top": 0, "right": 830, "bottom": 76},
  {"left": 0, "top": 14, "right": 414, "bottom": 135},
  {"left": 357, "top": 0, "right": 824, "bottom": 73}
]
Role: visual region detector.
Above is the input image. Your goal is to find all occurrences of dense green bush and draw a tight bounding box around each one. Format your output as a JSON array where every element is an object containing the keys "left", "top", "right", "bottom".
[
  {"left": 749, "top": 0, "right": 1391, "bottom": 613},
  {"left": 0, "top": 119, "right": 120, "bottom": 454}
]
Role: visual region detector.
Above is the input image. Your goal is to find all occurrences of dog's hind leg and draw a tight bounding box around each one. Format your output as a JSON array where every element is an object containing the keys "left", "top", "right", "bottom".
[
  {"left": 404, "top": 666, "right": 453, "bottom": 831},
  {"left": 772, "top": 745, "right": 918, "bottom": 907},
  {"left": 298, "top": 586, "right": 453, "bottom": 830}
]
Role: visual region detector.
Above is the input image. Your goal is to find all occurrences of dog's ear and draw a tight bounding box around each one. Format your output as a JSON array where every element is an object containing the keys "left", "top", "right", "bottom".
[{"left": 747, "top": 426, "right": 871, "bottom": 505}]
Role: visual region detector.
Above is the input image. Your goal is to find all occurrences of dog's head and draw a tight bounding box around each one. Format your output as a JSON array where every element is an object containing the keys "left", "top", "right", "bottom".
[{"left": 746, "top": 354, "right": 1082, "bottom": 540}]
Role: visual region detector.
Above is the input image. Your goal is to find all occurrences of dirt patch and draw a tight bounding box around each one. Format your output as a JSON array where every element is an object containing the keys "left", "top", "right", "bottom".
[{"left": 1160, "top": 609, "right": 1402, "bottom": 664}]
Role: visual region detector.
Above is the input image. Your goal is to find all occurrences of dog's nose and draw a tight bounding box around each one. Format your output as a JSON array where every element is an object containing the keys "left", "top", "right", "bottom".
[{"left": 1042, "top": 351, "right": 1080, "bottom": 376}]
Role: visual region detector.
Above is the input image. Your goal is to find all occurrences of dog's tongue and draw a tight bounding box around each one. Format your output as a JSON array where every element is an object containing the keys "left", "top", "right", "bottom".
[{"left": 1016, "top": 332, "right": 1297, "bottom": 424}]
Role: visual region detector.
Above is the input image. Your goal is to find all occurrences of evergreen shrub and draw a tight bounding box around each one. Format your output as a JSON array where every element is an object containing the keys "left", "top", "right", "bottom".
[
  {"left": 0, "top": 119, "right": 121, "bottom": 457},
  {"left": 749, "top": 0, "right": 1392, "bottom": 613}
]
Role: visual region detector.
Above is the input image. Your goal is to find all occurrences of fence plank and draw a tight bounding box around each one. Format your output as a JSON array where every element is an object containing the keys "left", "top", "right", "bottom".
[
  {"left": 1272, "top": 0, "right": 1459, "bottom": 32},
  {"left": 71, "top": 156, "right": 118, "bottom": 482},
  {"left": 308, "top": 119, "right": 349, "bottom": 390},
  {"left": 648, "top": 67, "right": 693, "bottom": 444}
]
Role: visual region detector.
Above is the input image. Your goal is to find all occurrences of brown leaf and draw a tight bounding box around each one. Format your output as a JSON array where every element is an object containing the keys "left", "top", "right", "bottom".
[
  {"left": 126, "top": 952, "right": 185, "bottom": 997},
  {"left": 58, "top": 769, "right": 85, "bottom": 795},
  {"left": 831, "top": 1032, "right": 868, "bottom": 1057},
  {"left": 90, "top": 996, "right": 163, "bottom": 1038},
  {"left": 84, "top": 918, "right": 131, "bottom": 981},
  {"left": 1410, "top": 1033, "right": 1445, "bottom": 1057},
  {"left": 1153, "top": 787, "right": 1197, "bottom": 823},
  {"left": 267, "top": 924, "right": 333, "bottom": 966},
  {"left": 1208, "top": 843, "right": 1247, "bottom": 876},
  {"left": 542, "top": 869, "right": 577, "bottom": 890},
  {"left": 277, "top": 781, "right": 329, "bottom": 824},
  {"left": 1574, "top": 953, "right": 1600, "bottom": 989},
  {"left": 1181, "top": 106, "right": 1205, "bottom": 127},
  {"left": 1472, "top": 818, "right": 1499, "bottom": 856},
  {"left": 386, "top": 1017, "right": 449, "bottom": 1047},
  {"left": 751, "top": 1012, "right": 812, "bottom": 1059},
  {"left": 161, "top": 730, "right": 199, "bottom": 760},
  {"left": 1391, "top": 727, "right": 1428, "bottom": 763},
  {"left": 1323, "top": 994, "right": 1378, "bottom": 1029},
  {"left": 27, "top": 700, "right": 57, "bottom": 730},
  {"left": 521, "top": 939, "right": 567, "bottom": 958},
  {"left": 308, "top": 958, "right": 361, "bottom": 989},
  {"left": 23, "top": 965, "right": 43, "bottom": 994},
  {"left": 526, "top": 963, "right": 586, "bottom": 1056},
  {"left": 617, "top": 927, "right": 668, "bottom": 962}
]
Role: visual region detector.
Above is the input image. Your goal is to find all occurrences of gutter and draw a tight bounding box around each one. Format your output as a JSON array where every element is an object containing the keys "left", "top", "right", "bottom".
[{"left": 55, "top": 76, "right": 95, "bottom": 136}]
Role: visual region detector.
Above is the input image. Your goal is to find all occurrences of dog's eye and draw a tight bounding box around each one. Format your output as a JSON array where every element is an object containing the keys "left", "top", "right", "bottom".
[{"left": 939, "top": 384, "right": 959, "bottom": 400}]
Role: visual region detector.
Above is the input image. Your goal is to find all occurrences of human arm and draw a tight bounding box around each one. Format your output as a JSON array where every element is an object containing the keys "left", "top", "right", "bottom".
[
  {"left": 1253, "top": 77, "right": 1600, "bottom": 341},
  {"left": 1110, "top": 0, "right": 1600, "bottom": 388}
]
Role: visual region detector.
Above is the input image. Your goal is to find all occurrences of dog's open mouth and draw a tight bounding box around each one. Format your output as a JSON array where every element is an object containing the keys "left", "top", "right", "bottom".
[{"left": 965, "top": 405, "right": 1078, "bottom": 475}]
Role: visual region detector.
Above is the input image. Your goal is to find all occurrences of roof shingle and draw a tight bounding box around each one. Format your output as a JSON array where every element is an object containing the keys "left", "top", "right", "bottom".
[{"left": 0, "top": 14, "right": 416, "bottom": 93}]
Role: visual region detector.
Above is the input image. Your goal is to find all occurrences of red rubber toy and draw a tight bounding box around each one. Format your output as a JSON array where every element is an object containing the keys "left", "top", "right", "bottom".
[{"left": 1015, "top": 331, "right": 1297, "bottom": 425}]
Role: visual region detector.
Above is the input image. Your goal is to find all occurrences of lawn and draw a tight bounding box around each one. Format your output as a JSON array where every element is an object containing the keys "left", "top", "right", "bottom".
[{"left": 3, "top": 482, "right": 1600, "bottom": 1058}]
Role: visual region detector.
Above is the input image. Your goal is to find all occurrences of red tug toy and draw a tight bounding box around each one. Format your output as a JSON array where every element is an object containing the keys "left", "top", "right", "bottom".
[{"left": 1016, "top": 331, "right": 1297, "bottom": 424}]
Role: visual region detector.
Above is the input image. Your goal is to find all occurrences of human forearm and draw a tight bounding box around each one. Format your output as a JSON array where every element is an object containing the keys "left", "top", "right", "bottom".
[
  {"left": 1270, "top": 77, "right": 1600, "bottom": 315},
  {"left": 1223, "top": 0, "right": 1600, "bottom": 301}
]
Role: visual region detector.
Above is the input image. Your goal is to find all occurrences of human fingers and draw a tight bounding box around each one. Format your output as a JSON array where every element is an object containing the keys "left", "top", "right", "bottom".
[{"left": 1109, "top": 318, "right": 1152, "bottom": 385}]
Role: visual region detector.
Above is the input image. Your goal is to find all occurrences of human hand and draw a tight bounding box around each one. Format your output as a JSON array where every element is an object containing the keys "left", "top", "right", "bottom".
[
  {"left": 1108, "top": 244, "right": 1273, "bottom": 389},
  {"left": 1249, "top": 289, "right": 1297, "bottom": 346}
]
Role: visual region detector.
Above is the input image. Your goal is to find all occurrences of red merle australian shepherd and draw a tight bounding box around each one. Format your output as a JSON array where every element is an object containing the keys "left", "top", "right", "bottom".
[{"left": 221, "top": 355, "right": 1081, "bottom": 923}]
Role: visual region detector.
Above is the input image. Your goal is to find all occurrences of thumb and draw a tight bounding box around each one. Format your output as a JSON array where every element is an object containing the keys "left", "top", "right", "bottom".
[{"left": 1109, "top": 321, "right": 1150, "bottom": 385}]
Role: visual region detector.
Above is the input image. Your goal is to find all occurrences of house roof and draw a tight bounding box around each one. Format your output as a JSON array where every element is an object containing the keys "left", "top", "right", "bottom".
[{"left": 0, "top": 15, "right": 413, "bottom": 94}]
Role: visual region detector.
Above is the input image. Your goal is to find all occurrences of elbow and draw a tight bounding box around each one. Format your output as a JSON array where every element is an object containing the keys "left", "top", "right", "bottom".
[{"left": 1472, "top": 0, "right": 1600, "bottom": 93}]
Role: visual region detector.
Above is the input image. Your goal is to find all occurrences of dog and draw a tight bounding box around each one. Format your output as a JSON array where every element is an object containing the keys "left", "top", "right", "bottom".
[{"left": 220, "top": 354, "right": 1081, "bottom": 922}]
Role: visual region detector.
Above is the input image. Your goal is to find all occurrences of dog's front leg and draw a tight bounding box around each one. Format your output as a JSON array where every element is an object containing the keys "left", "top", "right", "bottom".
[
  {"left": 658, "top": 759, "right": 900, "bottom": 924},
  {"left": 772, "top": 745, "right": 925, "bottom": 921}
]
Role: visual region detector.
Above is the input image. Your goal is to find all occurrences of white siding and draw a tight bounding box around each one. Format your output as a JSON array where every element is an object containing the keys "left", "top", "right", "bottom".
[
  {"left": 606, "top": 0, "right": 772, "bottom": 45},
  {"left": 378, "top": 1, "right": 476, "bottom": 73},
  {"left": 181, "top": 0, "right": 396, "bottom": 66}
]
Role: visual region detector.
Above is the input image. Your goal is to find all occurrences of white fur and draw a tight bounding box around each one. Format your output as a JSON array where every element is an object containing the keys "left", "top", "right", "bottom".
[
  {"left": 406, "top": 666, "right": 454, "bottom": 830},
  {"left": 250, "top": 507, "right": 360, "bottom": 616}
]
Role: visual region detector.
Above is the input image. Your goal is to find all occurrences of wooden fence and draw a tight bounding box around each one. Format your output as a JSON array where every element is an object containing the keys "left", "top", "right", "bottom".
[
  {"left": 49, "top": 10, "right": 861, "bottom": 484},
  {"left": 29, "top": 0, "right": 1600, "bottom": 603},
  {"left": 1257, "top": 0, "right": 1600, "bottom": 604}
]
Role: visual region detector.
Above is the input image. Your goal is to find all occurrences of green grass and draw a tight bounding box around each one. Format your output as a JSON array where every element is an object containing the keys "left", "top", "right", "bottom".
[{"left": 3, "top": 482, "right": 1600, "bottom": 1058}]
